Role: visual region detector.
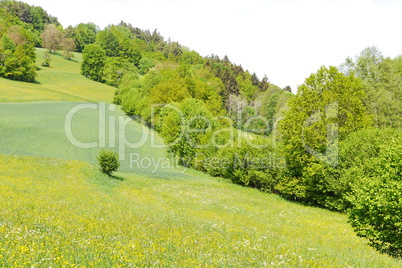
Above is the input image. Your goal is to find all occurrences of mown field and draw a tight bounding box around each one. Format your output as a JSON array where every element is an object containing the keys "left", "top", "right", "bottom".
[
  {"left": 0, "top": 48, "right": 115, "bottom": 102},
  {"left": 0, "top": 49, "right": 402, "bottom": 267},
  {"left": 0, "top": 101, "right": 177, "bottom": 178}
]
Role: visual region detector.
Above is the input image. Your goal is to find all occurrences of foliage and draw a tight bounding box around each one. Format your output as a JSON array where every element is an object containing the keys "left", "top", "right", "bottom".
[
  {"left": 97, "top": 149, "right": 120, "bottom": 176},
  {"left": 81, "top": 44, "right": 106, "bottom": 82},
  {"left": 157, "top": 98, "right": 215, "bottom": 166},
  {"left": 41, "top": 51, "right": 51, "bottom": 67},
  {"left": 0, "top": 48, "right": 115, "bottom": 102},
  {"left": 138, "top": 57, "right": 155, "bottom": 75},
  {"left": 340, "top": 46, "right": 402, "bottom": 128},
  {"left": 102, "top": 57, "right": 138, "bottom": 87},
  {"left": 347, "top": 135, "right": 402, "bottom": 257},
  {"left": 277, "top": 66, "right": 371, "bottom": 204},
  {"left": 0, "top": 25, "right": 36, "bottom": 82},
  {"left": 61, "top": 37, "right": 76, "bottom": 60},
  {"left": 41, "top": 24, "right": 64, "bottom": 53},
  {"left": 96, "top": 25, "right": 142, "bottom": 66},
  {"left": 67, "top": 22, "right": 98, "bottom": 52}
]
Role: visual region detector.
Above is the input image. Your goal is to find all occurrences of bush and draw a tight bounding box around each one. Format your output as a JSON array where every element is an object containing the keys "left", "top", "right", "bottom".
[
  {"left": 97, "top": 149, "right": 120, "bottom": 176},
  {"left": 347, "top": 135, "right": 402, "bottom": 257}
]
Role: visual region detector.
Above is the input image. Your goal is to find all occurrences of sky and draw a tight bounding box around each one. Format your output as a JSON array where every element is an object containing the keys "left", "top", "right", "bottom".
[{"left": 23, "top": 0, "right": 402, "bottom": 92}]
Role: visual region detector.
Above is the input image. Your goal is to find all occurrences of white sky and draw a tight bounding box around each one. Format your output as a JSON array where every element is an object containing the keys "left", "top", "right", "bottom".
[{"left": 23, "top": 0, "right": 402, "bottom": 92}]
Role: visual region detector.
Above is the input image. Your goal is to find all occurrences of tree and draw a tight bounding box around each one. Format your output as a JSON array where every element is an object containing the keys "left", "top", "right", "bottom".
[
  {"left": 71, "top": 23, "right": 98, "bottom": 52},
  {"left": 236, "top": 71, "right": 259, "bottom": 101},
  {"left": 96, "top": 25, "right": 141, "bottom": 65},
  {"left": 340, "top": 46, "right": 402, "bottom": 128},
  {"left": 41, "top": 52, "right": 51, "bottom": 67},
  {"left": 0, "top": 27, "right": 36, "bottom": 82},
  {"left": 81, "top": 44, "right": 106, "bottom": 82},
  {"left": 102, "top": 57, "right": 138, "bottom": 87},
  {"left": 347, "top": 135, "right": 402, "bottom": 257},
  {"left": 97, "top": 149, "right": 120, "bottom": 176},
  {"left": 277, "top": 66, "right": 371, "bottom": 204},
  {"left": 284, "top": 86, "right": 292, "bottom": 92},
  {"left": 41, "top": 24, "right": 63, "bottom": 53},
  {"left": 150, "top": 77, "right": 191, "bottom": 105},
  {"left": 138, "top": 57, "right": 155, "bottom": 75},
  {"left": 60, "top": 37, "right": 76, "bottom": 60}
]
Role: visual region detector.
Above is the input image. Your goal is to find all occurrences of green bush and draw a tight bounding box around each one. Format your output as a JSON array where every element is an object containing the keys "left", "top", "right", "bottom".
[
  {"left": 97, "top": 149, "right": 120, "bottom": 176},
  {"left": 347, "top": 137, "right": 402, "bottom": 257}
]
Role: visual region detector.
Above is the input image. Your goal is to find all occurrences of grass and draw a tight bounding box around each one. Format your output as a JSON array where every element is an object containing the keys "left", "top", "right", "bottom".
[
  {"left": 1, "top": 153, "right": 401, "bottom": 267},
  {"left": 0, "top": 101, "right": 195, "bottom": 180},
  {"left": 0, "top": 47, "right": 401, "bottom": 267},
  {"left": 0, "top": 48, "right": 115, "bottom": 102}
]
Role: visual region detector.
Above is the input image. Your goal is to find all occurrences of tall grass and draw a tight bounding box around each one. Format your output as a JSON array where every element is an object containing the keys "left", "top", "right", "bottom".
[{"left": 0, "top": 154, "right": 401, "bottom": 267}]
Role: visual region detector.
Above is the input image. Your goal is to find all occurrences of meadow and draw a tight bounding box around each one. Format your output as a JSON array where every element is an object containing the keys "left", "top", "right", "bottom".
[
  {"left": 0, "top": 49, "right": 115, "bottom": 102},
  {"left": 0, "top": 49, "right": 402, "bottom": 267},
  {"left": 1, "top": 154, "right": 402, "bottom": 267}
]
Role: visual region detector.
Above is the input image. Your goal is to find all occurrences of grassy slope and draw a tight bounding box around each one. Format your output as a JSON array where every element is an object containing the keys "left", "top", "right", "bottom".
[
  {"left": 1, "top": 154, "right": 401, "bottom": 267},
  {"left": 0, "top": 48, "right": 115, "bottom": 102},
  {"left": 0, "top": 101, "right": 206, "bottom": 181},
  {"left": 0, "top": 49, "right": 401, "bottom": 267}
]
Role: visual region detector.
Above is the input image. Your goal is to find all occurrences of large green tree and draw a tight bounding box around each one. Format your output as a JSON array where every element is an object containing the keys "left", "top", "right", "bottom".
[
  {"left": 81, "top": 44, "right": 106, "bottom": 82},
  {"left": 341, "top": 47, "right": 402, "bottom": 128},
  {"left": 277, "top": 66, "right": 371, "bottom": 204},
  {"left": 96, "top": 25, "right": 141, "bottom": 66},
  {"left": 0, "top": 25, "right": 36, "bottom": 82},
  {"left": 70, "top": 23, "right": 98, "bottom": 52}
]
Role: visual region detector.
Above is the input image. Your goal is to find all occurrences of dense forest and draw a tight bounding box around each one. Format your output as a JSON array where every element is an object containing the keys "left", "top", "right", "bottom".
[{"left": 1, "top": 0, "right": 401, "bottom": 258}]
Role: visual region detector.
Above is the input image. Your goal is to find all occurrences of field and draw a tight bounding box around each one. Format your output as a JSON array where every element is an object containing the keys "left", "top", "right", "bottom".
[
  {"left": 0, "top": 49, "right": 115, "bottom": 102},
  {"left": 1, "top": 154, "right": 402, "bottom": 267},
  {"left": 0, "top": 50, "right": 402, "bottom": 267}
]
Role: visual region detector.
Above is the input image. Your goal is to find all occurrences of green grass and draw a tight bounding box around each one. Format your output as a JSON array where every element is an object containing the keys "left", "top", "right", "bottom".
[
  {"left": 0, "top": 153, "right": 401, "bottom": 267},
  {"left": 0, "top": 46, "right": 401, "bottom": 267},
  {"left": 0, "top": 101, "right": 195, "bottom": 180},
  {"left": 0, "top": 48, "right": 115, "bottom": 102}
]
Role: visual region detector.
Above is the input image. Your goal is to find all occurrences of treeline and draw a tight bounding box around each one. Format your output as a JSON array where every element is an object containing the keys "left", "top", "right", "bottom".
[{"left": 78, "top": 22, "right": 291, "bottom": 133}]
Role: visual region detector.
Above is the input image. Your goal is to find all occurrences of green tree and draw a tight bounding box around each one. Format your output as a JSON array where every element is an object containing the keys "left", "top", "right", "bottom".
[
  {"left": 102, "top": 57, "right": 138, "bottom": 87},
  {"left": 150, "top": 77, "right": 191, "bottom": 105},
  {"left": 340, "top": 47, "right": 402, "bottom": 128},
  {"left": 97, "top": 149, "right": 120, "bottom": 176},
  {"left": 81, "top": 44, "right": 106, "bottom": 82},
  {"left": 72, "top": 23, "right": 98, "bottom": 52},
  {"left": 347, "top": 135, "right": 402, "bottom": 257},
  {"left": 277, "top": 66, "right": 371, "bottom": 204},
  {"left": 236, "top": 71, "right": 259, "bottom": 100},
  {"left": 0, "top": 27, "right": 36, "bottom": 82},
  {"left": 96, "top": 25, "right": 141, "bottom": 66},
  {"left": 138, "top": 57, "right": 155, "bottom": 75}
]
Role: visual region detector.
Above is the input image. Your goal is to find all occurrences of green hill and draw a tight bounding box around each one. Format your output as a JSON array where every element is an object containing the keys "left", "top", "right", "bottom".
[
  {"left": 0, "top": 50, "right": 401, "bottom": 267},
  {"left": 0, "top": 48, "right": 115, "bottom": 102},
  {"left": 1, "top": 153, "right": 401, "bottom": 267}
]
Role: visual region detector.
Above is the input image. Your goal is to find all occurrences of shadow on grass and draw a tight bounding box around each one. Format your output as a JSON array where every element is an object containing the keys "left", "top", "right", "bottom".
[
  {"left": 67, "top": 58, "right": 79, "bottom": 63},
  {"left": 110, "top": 174, "right": 124, "bottom": 181}
]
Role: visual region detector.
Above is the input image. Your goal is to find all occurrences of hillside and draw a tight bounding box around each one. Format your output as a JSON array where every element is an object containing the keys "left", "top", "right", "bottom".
[
  {"left": 0, "top": 1, "right": 402, "bottom": 265},
  {"left": 0, "top": 50, "right": 401, "bottom": 267},
  {"left": 0, "top": 48, "right": 115, "bottom": 102},
  {"left": 1, "top": 153, "right": 402, "bottom": 267}
]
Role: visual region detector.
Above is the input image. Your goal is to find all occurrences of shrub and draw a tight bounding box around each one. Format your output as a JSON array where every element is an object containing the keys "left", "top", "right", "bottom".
[
  {"left": 347, "top": 135, "right": 402, "bottom": 257},
  {"left": 41, "top": 52, "right": 51, "bottom": 67},
  {"left": 97, "top": 149, "right": 120, "bottom": 176}
]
